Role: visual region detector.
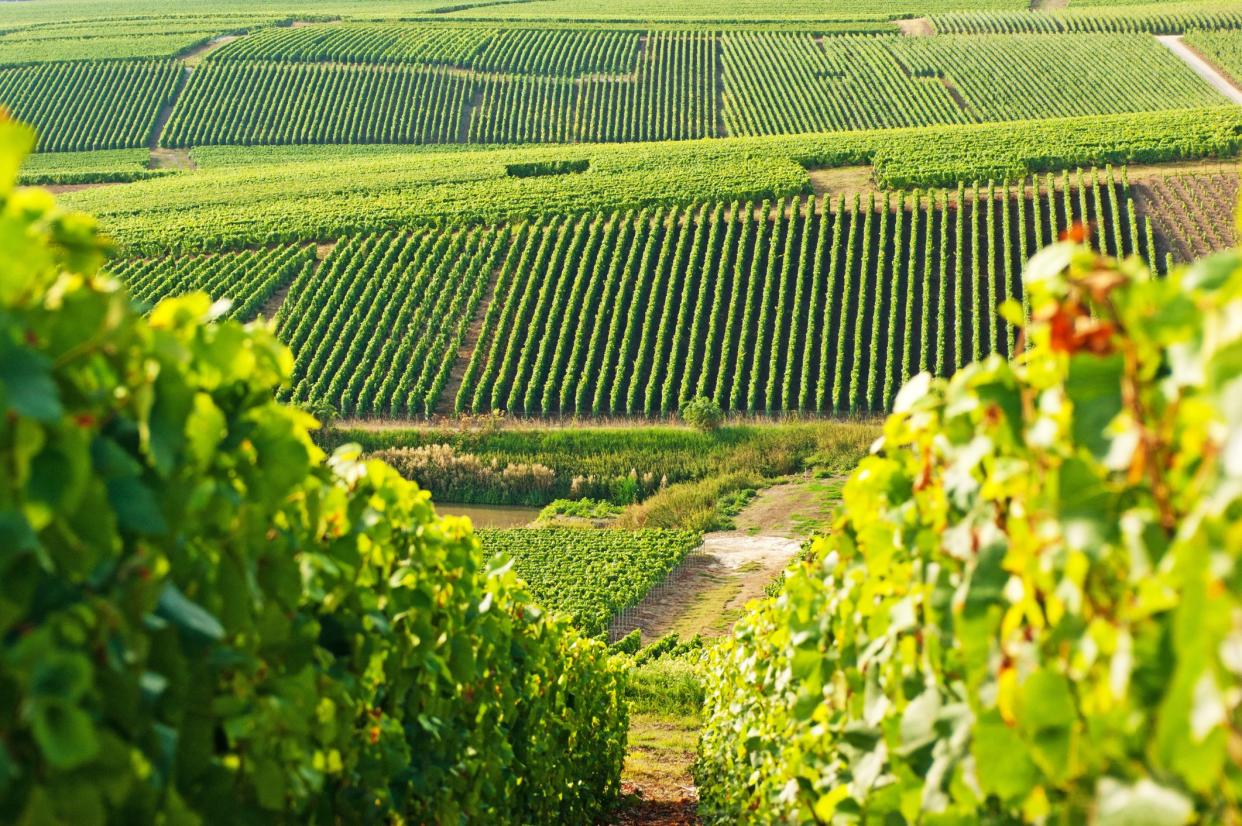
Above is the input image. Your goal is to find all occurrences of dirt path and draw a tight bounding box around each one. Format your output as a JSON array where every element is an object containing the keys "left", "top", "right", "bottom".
[
  {"left": 434, "top": 265, "right": 501, "bottom": 416},
  {"left": 148, "top": 67, "right": 190, "bottom": 156},
  {"left": 457, "top": 86, "right": 484, "bottom": 143},
  {"left": 261, "top": 241, "right": 335, "bottom": 321},
  {"left": 608, "top": 478, "right": 841, "bottom": 825},
  {"left": 181, "top": 34, "right": 240, "bottom": 68},
  {"left": 613, "top": 715, "right": 700, "bottom": 826},
  {"left": 1157, "top": 35, "right": 1242, "bottom": 105},
  {"left": 610, "top": 479, "right": 839, "bottom": 642}
]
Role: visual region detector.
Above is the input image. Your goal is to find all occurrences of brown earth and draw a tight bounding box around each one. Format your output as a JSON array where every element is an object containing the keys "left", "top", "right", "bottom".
[{"left": 610, "top": 479, "right": 839, "bottom": 642}]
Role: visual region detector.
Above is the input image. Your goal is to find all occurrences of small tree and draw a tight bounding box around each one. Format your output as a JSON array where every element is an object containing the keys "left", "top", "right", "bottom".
[{"left": 681, "top": 395, "right": 724, "bottom": 432}]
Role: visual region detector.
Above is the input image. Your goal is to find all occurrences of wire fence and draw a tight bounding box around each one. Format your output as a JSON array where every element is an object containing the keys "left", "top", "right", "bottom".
[{"left": 606, "top": 542, "right": 708, "bottom": 642}]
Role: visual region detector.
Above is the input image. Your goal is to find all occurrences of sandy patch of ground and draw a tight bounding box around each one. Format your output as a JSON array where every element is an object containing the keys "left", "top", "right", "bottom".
[
  {"left": 895, "top": 17, "right": 934, "bottom": 36},
  {"left": 806, "top": 165, "right": 878, "bottom": 200},
  {"left": 612, "top": 479, "right": 842, "bottom": 641}
]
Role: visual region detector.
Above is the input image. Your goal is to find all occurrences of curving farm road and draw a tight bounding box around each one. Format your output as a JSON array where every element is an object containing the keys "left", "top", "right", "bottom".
[{"left": 1157, "top": 35, "right": 1242, "bottom": 106}]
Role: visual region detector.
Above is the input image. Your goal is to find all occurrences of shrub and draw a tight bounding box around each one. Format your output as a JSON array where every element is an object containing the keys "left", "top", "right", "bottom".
[
  {"left": 697, "top": 242, "right": 1242, "bottom": 822},
  {"left": 681, "top": 395, "right": 724, "bottom": 432},
  {"left": 539, "top": 497, "right": 625, "bottom": 521},
  {"left": 0, "top": 119, "right": 626, "bottom": 825},
  {"left": 610, "top": 629, "right": 643, "bottom": 655},
  {"left": 617, "top": 472, "right": 758, "bottom": 532}
]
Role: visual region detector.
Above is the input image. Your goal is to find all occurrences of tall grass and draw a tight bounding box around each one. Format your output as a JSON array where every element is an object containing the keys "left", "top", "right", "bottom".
[{"left": 335, "top": 420, "right": 879, "bottom": 506}]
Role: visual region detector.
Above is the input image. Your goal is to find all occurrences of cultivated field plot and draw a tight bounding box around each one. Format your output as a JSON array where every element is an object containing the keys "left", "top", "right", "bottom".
[
  {"left": 476, "top": 528, "right": 701, "bottom": 636},
  {"left": 932, "top": 4, "right": 1242, "bottom": 34},
  {"left": 7, "top": 23, "right": 1223, "bottom": 151},
  {"left": 1131, "top": 167, "right": 1239, "bottom": 261},
  {"left": 451, "top": 172, "right": 1150, "bottom": 418},
  {"left": 160, "top": 28, "right": 1224, "bottom": 145},
  {"left": 276, "top": 227, "right": 504, "bottom": 417},
  {"left": 253, "top": 168, "right": 1153, "bottom": 419},
  {"left": 0, "top": 60, "right": 181, "bottom": 151},
  {"left": 1184, "top": 27, "right": 1242, "bottom": 81},
  {"left": 0, "top": 17, "right": 276, "bottom": 64},
  {"left": 54, "top": 107, "right": 1242, "bottom": 254},
  {"left": 720, "top": 33, "right": 1221, "bottom": 134},
  {"left": 164, "top": 28, "right": 717, "bottom": 145},
  {"left": 109, "top": 243, "right": 315, "bottom": 320}
]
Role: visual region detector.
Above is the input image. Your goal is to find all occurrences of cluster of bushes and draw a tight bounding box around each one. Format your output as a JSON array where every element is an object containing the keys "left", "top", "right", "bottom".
[
  {"left": 537, "top": 497, "right": 625, "bottom": 522},
  {"left": 0, "top": 122, "right": 626, "bottom": 825},
  {"left": 370, "top": 443, "right": 558, "bottom": 506},
  {"left": 697, "top": 242, "right": 1242, "bottom": 821}
]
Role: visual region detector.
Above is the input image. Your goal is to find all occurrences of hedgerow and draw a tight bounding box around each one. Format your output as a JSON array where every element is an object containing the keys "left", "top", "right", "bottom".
[
  {"left": 696, "top": 238, "right": 1242, "bottom": 821},
  {"left": 0, "top": 120, "right": 625, "bottom": 824}
]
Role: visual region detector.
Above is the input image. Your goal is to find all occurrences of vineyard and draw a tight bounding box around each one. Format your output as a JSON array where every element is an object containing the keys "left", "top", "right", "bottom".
[
  {"left": 720, "top": 33, "right": 1220, "bottom": 135},
  {"left": 168, "top": 29, "right": 716, "bottom": 145},
  {"left": 262, "top": 169, "right": 1153, "bottom": 418},
  {"left": 932, "top": 5, "right": 1242, "bottom": 34},
  {"left": 4, "top": 24, "right": 1226, "bottom": 152},
  {"left": 276, "top": 227, "right": 504, "bottom": 417},
  {"left": 163, "top": 62, "right": 474, "bottom": 146},
  {"left": 108, "top": 243, "right": 315, "bottom": 320},
  {"left": 55, "top": 106, "right": 1242, "bottom": 255},
  {"left": 1131, "top": 168, "right": 1239, "bottom": 262},
  {"left": 1183, "top": 27, "right": 1242, "bottom": 82},
  {"left": 0, "top": 60, "right": 180, "bottom": 151},
  {"left": 6, "top": 1, "right": 1242, "bottom": 824},
  {"left": 477, "top": 528, "right": 701, "bottom": 636}
]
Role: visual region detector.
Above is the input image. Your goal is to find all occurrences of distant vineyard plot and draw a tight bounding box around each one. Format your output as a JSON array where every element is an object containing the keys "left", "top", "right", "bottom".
[
  {"left": 719, "top": 32, "right": 1220, "bottom": 134},
  {"left": 1184, "top": 27, "right": 1242, "bottom": 82},
  {"left": 54, "top": 107, "right": 1242, "bottom": 255},
  {"left": 0, "top": 60, "right": 180, "bottom": 151},
  {"left": 254, "top": 168, "right": 1155, "bottom": 419},
  {"left": 477, "top": 528, "right": 701, "bottom": 637},
  {"left": 450, "top": 172, "right": 1151, "bottom": 418},
  {"left": 109, "top": 243, "right": 315, "bottom": 320},
  {"left": 1131, "top": 167, "right": 1239, "bottom": 262},
  {"left": 932, "top": 4, "right": 1242, "bottom": 34},
  {"left": 86, "top": 25, "right": 1231, "bottom": 149}
]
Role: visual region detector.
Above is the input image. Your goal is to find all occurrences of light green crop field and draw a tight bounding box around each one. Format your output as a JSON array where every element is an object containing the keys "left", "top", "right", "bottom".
[{"left": 47, "top": 107, "right": 1242, "bottom": 254}]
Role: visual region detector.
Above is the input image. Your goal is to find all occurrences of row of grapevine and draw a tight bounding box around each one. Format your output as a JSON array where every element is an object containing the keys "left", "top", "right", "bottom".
[
  {"left": 210, "top": 25, "right": 640, "bottom": 76},
  {"left": 210, "top": 24, "right": 493, "bottom": 65},
  {"left": 0, "top": 60, "right": 180, "bottom": 151},
  {"left": 932, "top": 7, "right": 1242, "bottom": 35},
  {"left": 447, "top": 169, "right": 1153, "bottom": 418},
  {"left": 476, "top": 528, "right": 700, "bottom": 637},
  {"left": 108, "top": 243, "right": 314, "bottom": 320},
  {"left": 276, "top": 227, "right": 503, "bottom": 417},
  {"left": 163, "top": 62, "right": 473, "bottom": 146}
]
